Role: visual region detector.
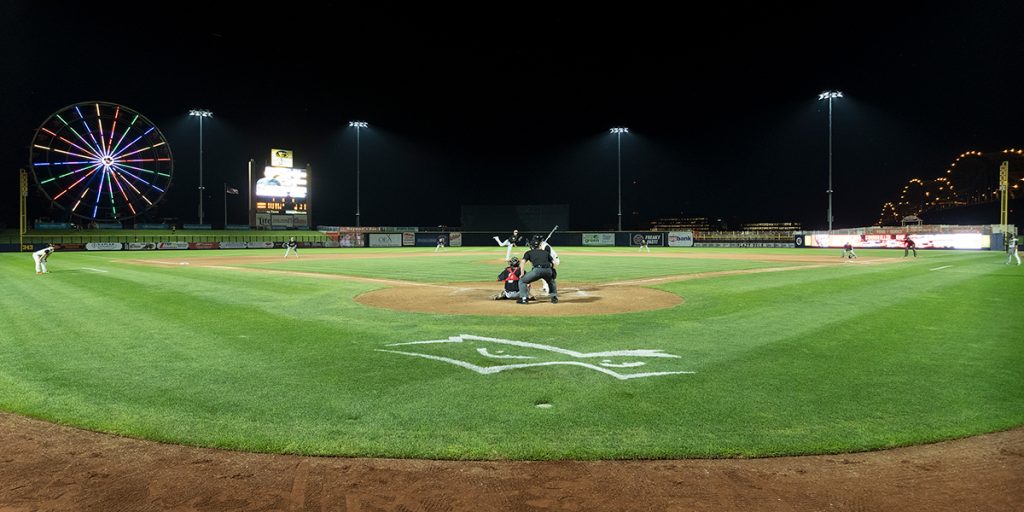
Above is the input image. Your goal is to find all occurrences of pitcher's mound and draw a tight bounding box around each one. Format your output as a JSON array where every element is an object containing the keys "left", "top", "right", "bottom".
[{"left": 356, "top": 282, "right": 682, "bottom": 316}]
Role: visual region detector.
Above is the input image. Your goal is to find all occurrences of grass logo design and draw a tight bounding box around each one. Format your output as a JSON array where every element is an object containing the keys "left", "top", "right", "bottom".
[{"left": 378, "top": 334, "right": 695, "bottom": 380}]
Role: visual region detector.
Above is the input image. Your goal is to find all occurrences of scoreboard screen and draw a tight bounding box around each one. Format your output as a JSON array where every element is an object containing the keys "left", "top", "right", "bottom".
[{"left": 255, "top": 166, "right": 307, "bottom": 214}]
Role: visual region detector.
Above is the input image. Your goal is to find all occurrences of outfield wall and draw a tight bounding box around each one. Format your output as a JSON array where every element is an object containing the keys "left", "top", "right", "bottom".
[{"left": 4, "top": 225, "right": 1012, "bottom": 252}]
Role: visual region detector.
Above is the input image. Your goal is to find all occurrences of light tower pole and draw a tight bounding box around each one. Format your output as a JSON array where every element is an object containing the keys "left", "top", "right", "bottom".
[
  {"left": 610, "top": 127, "right": 629, "bottom": 231},
  {"left": 189, "top": 109, "right": 213, "bottom": 225},
  {"left": 817, "top": 91, "right": 842, "bottom": 232},
  {"left": 349, "top": 121, "right": 367, "bottom": 227}
]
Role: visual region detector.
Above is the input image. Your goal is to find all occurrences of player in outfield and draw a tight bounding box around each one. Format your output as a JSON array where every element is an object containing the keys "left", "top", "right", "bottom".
[{"left": 1007, "top": 235, "right": 1021, "bottom": 266}]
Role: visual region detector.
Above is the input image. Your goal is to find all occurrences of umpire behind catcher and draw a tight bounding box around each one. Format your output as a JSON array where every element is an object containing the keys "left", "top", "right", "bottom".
[{"left": 518, "top": 236, "right": 558, "bottom": 304}]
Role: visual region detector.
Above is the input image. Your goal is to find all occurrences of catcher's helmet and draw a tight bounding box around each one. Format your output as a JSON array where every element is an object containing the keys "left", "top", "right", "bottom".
[{"left": 509, "top": 256, "right": 519, "bottom": 267}]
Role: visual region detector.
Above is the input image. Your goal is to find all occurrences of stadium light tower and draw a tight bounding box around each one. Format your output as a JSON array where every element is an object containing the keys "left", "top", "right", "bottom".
[
  {"left": 610, "top": 127, "right": 629, "bottom": 231},
  {"left": 189, "top": 109, "right": 213, "bottom": 225},
  {"left": 349, "top": 121, "right": 368, "bottom": 227},
  {"left": 817, "top": 91, "right": 842, "bottom": 232}
]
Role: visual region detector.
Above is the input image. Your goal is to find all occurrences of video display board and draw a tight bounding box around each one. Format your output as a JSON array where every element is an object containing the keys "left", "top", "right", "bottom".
[{"left": 255, "top": 166, "right": 307, "bottom": 214}]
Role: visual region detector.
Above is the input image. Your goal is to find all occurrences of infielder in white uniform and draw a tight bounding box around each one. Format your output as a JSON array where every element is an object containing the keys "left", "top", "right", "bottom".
[
  {"left": 284, "top": 237, "right": 299, "bottom": 258},
  {"left": 33, "top": 245, "right": 55, "bottom": 274}
]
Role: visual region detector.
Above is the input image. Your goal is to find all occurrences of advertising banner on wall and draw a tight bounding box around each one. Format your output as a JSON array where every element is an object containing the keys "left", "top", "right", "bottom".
[
  {"left": 338, "top": 232, "right": 365, "bottom": 247},
  {"left": 667, "top": 231, "right": 694, "bottom": 247},
  {"left": 630, "top": 233, "right": 663, "bottom": 246},
  {"left": 449, "top": 232, "right": 463, "bottom": 247},
  {"left": 247, "top": 241, "right": 275, "bottom": 249},
  {"left": 85, "top": 242, "right": 124, "bottom": 251},
  {"left": 582, "top": 233, "right": 615, "bottom": 246},
  {"left": 127, "top": 242, "right": 159, "bottom": 251},
  {"left": 188, "top": 242, "right": 219, "bottom": 250},
  {"left": 695, "top": 241, "right": 795, "bottom": 248},
  {"left": 416, "top": 233, "right": 444, "bottom": 246},
  {"left": 220, "top": 242, "right": 248, "bottom": 249},
  {"left": 157, "top": 242, "right": 189, "bottom": 250},
  {"left": 369, "top": 233, "right": 403, "bottom": 247},
  {"left": 402, "top": 232, "right": 415, "bottom": 246},
  {"left": 256, "top": 213, "right": 272, "bottom": 229}
]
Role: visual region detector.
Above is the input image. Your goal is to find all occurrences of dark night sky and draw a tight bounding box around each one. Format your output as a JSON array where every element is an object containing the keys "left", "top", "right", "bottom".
[{"left": 2, "top": 2, "right": 1022, "bottom": 230}]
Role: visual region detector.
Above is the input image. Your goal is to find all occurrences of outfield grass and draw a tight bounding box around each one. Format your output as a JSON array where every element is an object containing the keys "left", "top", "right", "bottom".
[{"left": 0, "top": 247, "right": 1021, "bottom": 460}]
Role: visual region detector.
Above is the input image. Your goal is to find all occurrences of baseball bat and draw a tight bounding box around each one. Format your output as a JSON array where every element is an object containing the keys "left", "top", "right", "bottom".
[{"left": 544, "top": 225, "right": 559, "bottom": 243}]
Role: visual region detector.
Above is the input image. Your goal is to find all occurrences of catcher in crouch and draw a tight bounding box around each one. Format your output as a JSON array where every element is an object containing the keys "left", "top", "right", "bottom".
[
  {"left": 517, "top": 236, "right": 558, "bottom": 304},
  {"left": 494, "top": 257, "right": 530, "bottom": 300}
]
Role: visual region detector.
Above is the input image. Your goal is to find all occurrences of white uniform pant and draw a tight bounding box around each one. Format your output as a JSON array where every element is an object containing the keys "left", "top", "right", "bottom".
[
  {"left": 494, "top": 237, "right": 516, "bottom": 260},
  {"left": 33, "top": 254, "right": 47, "bottom": 273},
  {"left": 284, "top": 246, "right": 298, "bottom": 257},
  {"left": 1009, "top": 248, "right": 1021, "bottom": 265}
]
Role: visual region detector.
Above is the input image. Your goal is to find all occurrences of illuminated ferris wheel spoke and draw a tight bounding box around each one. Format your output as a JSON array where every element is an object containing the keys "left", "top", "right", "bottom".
[
  {"left": 105, "top": 171, "right": 119, "bottom": 217},
  {"left": 93, "top": 169, "right": 106, "bottom": 217},
  {"left": 119, "top": 157, "right": 172, "bottom": 171},
  {"left": 112, "top": 128, "right": 159, "bottom": 159},
  {"left": 72, "top": 187, "right": 90, "bottom": 212},
  {"left": 52, "top": 167, "right": 99, "bottom": 200},
  {"left": 107, "top": 105, "right": 121, "bottom": 155},
  {"left": 40, "top": 127, "right": 101, "bottom": 160},
  {"left": 118, "top": 143, "right": 168, "bottom": 161},
  {"left": 55, "top": 114, "right": 103, "bottom": 158},
  {"left": 110, "top": 171, "right": 137, "bottom": 215},
  {"left": 111, "top": 167, "right": 146, "bottom": 196},
  {"left": 111, "top": 164, "right": 165, "bottom": 192},
  {"left": 76, "top": 105, "right": 105, "bottom": 157},
  {"left": 110, "top": 114, "right": 139, "bottom": 155},
  {"left": 33, "top": 144, "right": 98, "bottom": 161},
  {"left": 115, "top": 161, "right": 170, "bottom": 177},
  {"left": 39, "top": 161, "right": 102, "bottom": 184},
  {"left": 97, "top": 116, "right": 107, "bottom": 155},
  {"left": 32, "top": 160, "right": 94, "bottom": 168}
]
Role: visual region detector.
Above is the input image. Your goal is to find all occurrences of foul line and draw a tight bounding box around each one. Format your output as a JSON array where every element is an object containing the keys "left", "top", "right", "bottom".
[{"left": 929, "top": 265, "right": 952, "bottom": 271}]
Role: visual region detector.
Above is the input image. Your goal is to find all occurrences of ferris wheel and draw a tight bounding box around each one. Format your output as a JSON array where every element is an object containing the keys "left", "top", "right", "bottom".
[{"left": 29, "top": 101, "right": 173, "bottom": 222}]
